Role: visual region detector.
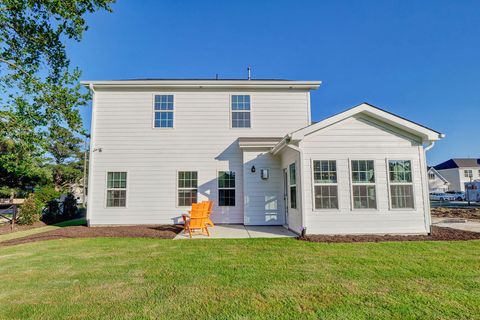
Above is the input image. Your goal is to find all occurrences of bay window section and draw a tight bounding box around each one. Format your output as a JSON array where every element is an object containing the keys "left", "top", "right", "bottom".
[
  {"left": 351, "top": 160, "right": 377, "bottom": 209},
  {"left": 313, "top": 160, "right": 338, "bottom": 209},
  {"left": 389, "top": 160, "right": 414, "bottom": 209}
]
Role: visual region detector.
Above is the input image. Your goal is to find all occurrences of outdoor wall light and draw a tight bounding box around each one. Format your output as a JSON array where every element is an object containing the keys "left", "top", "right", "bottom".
[{"left": 251, "top": 165, "right": 256, "bottom": 173}]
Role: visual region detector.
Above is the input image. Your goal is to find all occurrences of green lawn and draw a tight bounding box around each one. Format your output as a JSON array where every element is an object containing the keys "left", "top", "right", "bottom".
[{"left": 0, "top": 238, "right": 479, "bottom": 320}]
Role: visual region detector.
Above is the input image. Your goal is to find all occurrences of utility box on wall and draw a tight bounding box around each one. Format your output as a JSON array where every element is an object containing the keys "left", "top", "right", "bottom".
[{"left": 260, "top": 168, "right": 269, "bottom": 180}]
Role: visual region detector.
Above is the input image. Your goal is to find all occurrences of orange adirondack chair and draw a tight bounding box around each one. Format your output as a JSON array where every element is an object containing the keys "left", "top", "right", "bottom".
[
  {"left": 182, "top": 202, "right": 210, "bottom": 238},
  {"left": 204, "top": 200, "right": 214, "bottom": 227}
]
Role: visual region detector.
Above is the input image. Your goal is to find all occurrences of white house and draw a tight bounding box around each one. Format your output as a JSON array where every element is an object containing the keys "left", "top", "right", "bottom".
[
  {"left": 427, "top": 167, "right": 450, "bottom": 193},
  {"left": 82, "top": 79, "right": 443, "bottom": 235},
  {"left": 434, "top": 158, "right": 480, "bottom": 192}
]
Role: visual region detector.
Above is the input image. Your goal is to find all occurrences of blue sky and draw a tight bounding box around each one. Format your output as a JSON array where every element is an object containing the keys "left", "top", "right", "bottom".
[{"left": 69, "top": 0, "right": 480, "bottom": 165}]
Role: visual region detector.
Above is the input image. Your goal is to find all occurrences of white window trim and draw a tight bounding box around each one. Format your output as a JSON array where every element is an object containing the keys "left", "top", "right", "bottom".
[
  {"left": 104, "top": 170, "right": 129, "bottom": 209},
  {"left": 152, "top": 93, "right": 175, "bottom": 129},
  {"left": 349, "top": 159, "right": 378, "bottom": 211},
  {"left": 218, "top": 170, "right": 236, "bottom": 207},
  {"left": 289, "top": 162, "right": 297, "bottom": 209},
  {"left": 387, "top": 159, "right": 416, "bottom": 211},
  {"left": 229, "top": 94, "right": 252, "bottom": 129},
  {"left": 176, "top": 170, "right": 198, "bottom": 208},
  {"left": 311, "top": 159, "right": 340, "bottom": 211},
  {"left": 464, "top": 169, "right": 473, "bottom": 178}
]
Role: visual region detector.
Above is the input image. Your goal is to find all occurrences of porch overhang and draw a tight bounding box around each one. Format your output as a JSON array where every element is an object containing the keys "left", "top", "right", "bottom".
[{"left": 238, "top": 137, "right": 283, "bottom": 149}]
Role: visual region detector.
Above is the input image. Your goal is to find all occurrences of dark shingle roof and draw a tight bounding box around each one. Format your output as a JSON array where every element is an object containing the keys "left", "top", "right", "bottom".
[{"left": 434, "top": 158, "right": 480, "bottom": 170}]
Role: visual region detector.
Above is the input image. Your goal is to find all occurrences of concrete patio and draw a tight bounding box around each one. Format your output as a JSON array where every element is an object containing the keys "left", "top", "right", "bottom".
[
  {"left": 174, "top": 225, "right": 298, "bottom": 240},
  {"left": 432, "top": 217, "right": 480, "bottom": 233}
]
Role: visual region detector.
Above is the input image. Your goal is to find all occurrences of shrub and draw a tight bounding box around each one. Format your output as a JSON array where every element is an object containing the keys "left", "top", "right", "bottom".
[
  {"left": 42, "top": 199, "right": 61, "bottom": 222},
  {"left": 17, "top": 194, "right": 41, "bottom": 225},
  {"left": 62, "top": 193, "right": 78, "bottom": 218},
  {"left": 35, "top": 186, "right": 61, "bottom": 208}
]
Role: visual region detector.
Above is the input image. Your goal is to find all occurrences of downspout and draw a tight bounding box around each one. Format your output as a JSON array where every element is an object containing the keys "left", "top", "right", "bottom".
[
  {"left": 86, "top": 83, "right": 96, "bottom": 226},
  {"left": 422, "top": 141, "right": 435, "bottom": 234},
  {"left": 285, "top": 141, "right": 307, "bottom": 236}
]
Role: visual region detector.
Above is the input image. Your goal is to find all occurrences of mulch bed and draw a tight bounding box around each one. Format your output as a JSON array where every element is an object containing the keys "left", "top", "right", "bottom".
[
  {"left": 299, "top": 226, "right": 480, "bottom": 243},
  {"left": 0, "top": 221, "right": 47, "bottom": 235},
  {"left": 431, "top": 207, "right": 480, "bottom": 220},
  {"left": 0, "top": 224, "right": 183, "bottom": 247}
]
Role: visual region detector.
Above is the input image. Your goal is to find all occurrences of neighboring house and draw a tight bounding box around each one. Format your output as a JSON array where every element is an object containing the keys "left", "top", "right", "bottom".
[
  {"left": 434, "top": 158, "right": 480, "bottom": 192},
  {"left": 82, "top": 79, "right": 443, "bottom": 235},
  {"left": 427, "top": 167, "right": 450, "bottom": 193}
]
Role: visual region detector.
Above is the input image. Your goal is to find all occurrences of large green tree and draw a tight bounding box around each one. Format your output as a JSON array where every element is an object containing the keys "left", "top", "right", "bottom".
[{"left": 0, "top": 0, "right": 114, "bottom": 190}]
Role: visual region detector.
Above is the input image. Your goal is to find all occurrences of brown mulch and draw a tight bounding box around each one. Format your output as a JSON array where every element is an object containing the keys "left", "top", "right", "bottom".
[
  {"left": 0, "top": 224, "right": 183, "bottom": 247},
  {"left": 0, "top": 221, "right": 47, "bottom": 235},
  {"left": 299, "top": 226, "right": 480, "bottom": 243},
  {"left": 431, "top": 207, "right": 480, "bottom": 220}
]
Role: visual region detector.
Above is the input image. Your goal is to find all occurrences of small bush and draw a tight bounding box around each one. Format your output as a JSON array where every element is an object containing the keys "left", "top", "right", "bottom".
[
  {"left": 62, "top": 193, "right": 78, "bottom": 218},
  {"left": 17, "top": 194, "right": 41, "bottom": 225}
]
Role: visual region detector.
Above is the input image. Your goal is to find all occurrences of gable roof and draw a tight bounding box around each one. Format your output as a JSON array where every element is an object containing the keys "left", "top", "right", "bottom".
[
  {"left": 427, "top": 167, "right": 450, "bottom": 184},
  {"left": 289, "top": 103, "right": 444, "bottom": 142},
  {"left": 434, "top": 158, "right": 480, "bottom": 170}
]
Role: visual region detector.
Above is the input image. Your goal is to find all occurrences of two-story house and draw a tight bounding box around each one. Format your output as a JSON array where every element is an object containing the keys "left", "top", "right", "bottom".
[
  {"left": 427, "top": 167, "right": 450, "bottom": 193},
  {"left": 434, "top": 158, "right": 480, "bottom": 192},
  {"left": 82, "top": 79, "right": 443, "bottom": 235}
]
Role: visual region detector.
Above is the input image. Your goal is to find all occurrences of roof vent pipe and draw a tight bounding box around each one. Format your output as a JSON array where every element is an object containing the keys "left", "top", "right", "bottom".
[{"left": 247, "top": 66, "right": 251, "bottom": 80}]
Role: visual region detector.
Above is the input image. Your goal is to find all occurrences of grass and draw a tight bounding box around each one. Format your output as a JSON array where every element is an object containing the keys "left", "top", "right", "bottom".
[
  {"left": 0, "top": 218, "right": 86, "bottom": 243},
  {"left": 0, "top": 238, "right": 479, "bottom": 320}
]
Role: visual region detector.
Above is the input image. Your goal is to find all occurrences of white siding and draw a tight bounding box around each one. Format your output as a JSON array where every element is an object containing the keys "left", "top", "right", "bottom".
[
  {"left": 428, "top": 170, "right": 449, "bottom": 193},
  {"left": 242, "top": 150, "right": 284, "bottom": 225},
  {"left": 88, "top": 89, "right": 309, "bottom": 225},
  {"left": 301, "top": 116, "right": 429, "bottom": 235}
]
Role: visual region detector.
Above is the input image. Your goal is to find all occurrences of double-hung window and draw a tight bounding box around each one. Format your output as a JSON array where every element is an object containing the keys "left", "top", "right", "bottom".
[
  {"left": 106, "top": 172, "right": 127, "bottom": 207},
  {"left": 464, "top": 169, "right": 473, "bottom": 178},
  {"left": 289, "top": 163, "right": 297, "bottom": 209},
  {"left": 428, "top": 172, "right": 435, "bottom": 180},
  {"left": 231, "top": 95, "right": 251, "bottom": 128},
  {"left": 218, "top": 171, "right": 235, "bottom": 206},
  {"left": 313, "top": 160, "right": 338, "bottom": 209},
  {"left": 351, "top": 160, "right": 377, "bottom": 209},
  {"left": 389, "top": 160, "right": 414, "bottom": 209},
  {"left": 154, "top": 95, "right": 174, "bottom": 128},
  {"left": 178, "top": 171, "right": 197, "bottom": 206}
]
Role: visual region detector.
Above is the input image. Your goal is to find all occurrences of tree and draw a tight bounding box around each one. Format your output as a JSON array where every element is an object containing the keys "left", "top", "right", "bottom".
[
  {"left": 47, "top": 125, "right": 83, "bottom": 190},
  {"left": 0, "top": 0, "right": 114, "bottom": 190}
]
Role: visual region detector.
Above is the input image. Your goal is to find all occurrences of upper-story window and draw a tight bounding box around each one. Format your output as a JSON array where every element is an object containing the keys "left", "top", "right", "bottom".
[
  {"left": 154, "top": 95, "right": 174, "bottom": 128},
  {"left": 428, "top": 172, "right": 435, "bottom": 180},
  {"left": 464, "top": 169, "right": 473, "bottom": 178},
  {"left": 231, "top": 95, "right": 251, "bottom": 128}
]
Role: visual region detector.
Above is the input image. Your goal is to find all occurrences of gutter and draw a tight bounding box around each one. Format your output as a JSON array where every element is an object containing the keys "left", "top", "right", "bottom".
[
  {"left": 86, "top": 84, "right": 96, "bottom": 226},
  {"left": 285, "top": 141, "right": 307, "bottom": 235},
  {"left": 422, "top": 141, "right": 435, "bottom": 234}
]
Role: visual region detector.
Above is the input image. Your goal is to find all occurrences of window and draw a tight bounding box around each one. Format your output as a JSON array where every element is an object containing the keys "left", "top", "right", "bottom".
[
  {"left": 389, "top": 160, "right": 414, "bottom": 209},
  {"left": 464, "top": 170, "right": 473, "bottom": 178},
  {"left": 313, "top": 160, "right": 338, "bottom": 209},
  {"left": 428, "top": 172, "right": 435, "bottom": 180},
  {"left": 231, "top": 95, "right": 251, "bottom": 128},
  {"left": 106, "top": 172, "right": 127, "bottom": 207},
  {"left": 351, "top": 160, "right": 376, "bottom": 209},
  {"left": 154, "top": 95, "right": 174, "bottom": 128},
  {"left": 218, "top": 171, "right": 235, "bottom": 206},
  {"left": 289, "top": 163, "right": 297, "bottom": 209},
  {"left": 178, "top": 171, "right": 197, "bottom": 206}
]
